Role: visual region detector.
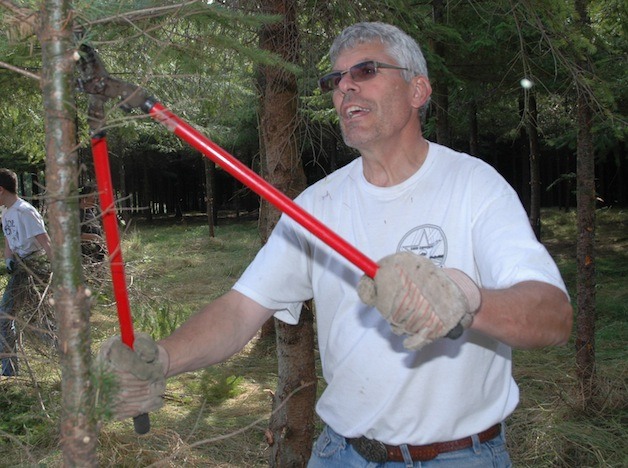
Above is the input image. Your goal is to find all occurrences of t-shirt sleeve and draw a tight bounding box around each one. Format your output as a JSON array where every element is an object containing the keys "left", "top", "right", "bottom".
[
  {"left": 233, "top": 213, "right": 314, "bottom": 324},
  {"left": 469, "top": 165, "right": 568, "bottom": 297}
]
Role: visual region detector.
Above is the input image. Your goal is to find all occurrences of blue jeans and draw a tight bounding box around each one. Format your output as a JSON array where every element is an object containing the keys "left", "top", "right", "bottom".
[
  {"left": 308, "top": 424, "right": 512, "bottom": 468},
  {"left": 0, "top": 272, "right": 19, "bottom": 376}
]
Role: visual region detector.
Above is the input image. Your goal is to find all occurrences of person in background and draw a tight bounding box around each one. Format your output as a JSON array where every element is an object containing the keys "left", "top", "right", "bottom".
[
  {"left": 0, "top": 169, "right": 52, "bottom": 377},
  {"left": 79, "top": 184, "right": 104, "bottom": 262},
  {"left": 99, "top": 22, "right": 572, "bottom": 466}
]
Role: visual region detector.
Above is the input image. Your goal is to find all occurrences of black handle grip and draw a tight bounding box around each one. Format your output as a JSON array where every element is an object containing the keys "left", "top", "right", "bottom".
[
  {"left": 133, "top": 413, "right": 150, "bottom": 434},
  {"left": 446, "top": 323, "right": 464, "bottom": 340}
]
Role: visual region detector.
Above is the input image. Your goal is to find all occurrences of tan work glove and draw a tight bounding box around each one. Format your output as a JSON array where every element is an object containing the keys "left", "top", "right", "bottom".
[
  {"left": 358, "top": 252, "right": 481, "bottom": 350},
  {"left": 97, "top": 332, "right": 169, "bottom": 420}
]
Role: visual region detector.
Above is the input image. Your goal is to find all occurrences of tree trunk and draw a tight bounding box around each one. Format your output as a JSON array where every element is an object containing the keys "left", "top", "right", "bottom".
[
  {"left": 142, "top": 164, "right": 152, "bottom": 222},
  {"left": 431, "top": 0, "right": 450, "bottom": 146},
  {"left": 574, "top": 0, "right": 597, "bottom": 407},
  {"left": 468, "top": 100, "right": 479, "bottom": 156},
  {"left": 204, "top": 158, "right": 216, "bottom": 237},
  {"left": 31, "top": 171, "right": 41, "bottom": 208},
  {"left": 39, "top": 1, "right": 98, "bottom": 465},
  {"left": 117, "top": 159, "right": 129, "bottom": 222},
  {"left": 433, "top": 87, "right": 449, "bottom": 146},
  {"left": 517, "top": 95, "right": 531, "bottom": 215},
  {"left": 269, "top": 304, "right": 317, "bottom": 468},
  {"left": 526, "top": 92, "right": 541, "bottom": 240},
  {"left": 257, "top": 0, "right": 316, "bottom": 465},
  {"left": 576, "top": 90, "right": 597, "bottom": 405}
]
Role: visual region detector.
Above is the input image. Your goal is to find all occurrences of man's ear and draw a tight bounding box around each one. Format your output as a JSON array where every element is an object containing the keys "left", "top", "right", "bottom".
[{"left": 411, "top": 76, "right": 432, "bottom": 110}]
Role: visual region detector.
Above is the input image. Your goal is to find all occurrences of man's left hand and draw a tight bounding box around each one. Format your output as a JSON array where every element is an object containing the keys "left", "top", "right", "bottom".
[{"left": 358, "top": 252, "right": 481, "bottom": 350}]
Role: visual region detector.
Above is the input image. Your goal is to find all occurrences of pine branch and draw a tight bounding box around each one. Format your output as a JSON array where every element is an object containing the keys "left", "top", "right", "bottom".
[
  {"left": 84, "top": 1, "right": 204, "bottom": 27},
  {"left": 0, "top": 60, "right": 41, "bottom": 80},
  {"left": 0, "top": 0, "right": 39, "bottom": 40}
]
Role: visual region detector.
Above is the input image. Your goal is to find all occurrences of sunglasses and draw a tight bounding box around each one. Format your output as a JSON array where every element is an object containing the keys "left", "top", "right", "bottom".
[{"left": 318, "top": 60, "right": 408, "bottom": 93}]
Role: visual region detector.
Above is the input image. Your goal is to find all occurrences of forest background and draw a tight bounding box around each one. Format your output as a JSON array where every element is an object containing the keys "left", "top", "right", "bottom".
[
  {"left": 0, "top": 0, "right": 626, "bottom": 466},
  {"left": 2, "top": 0, "right": 626, "bottom": 214}
]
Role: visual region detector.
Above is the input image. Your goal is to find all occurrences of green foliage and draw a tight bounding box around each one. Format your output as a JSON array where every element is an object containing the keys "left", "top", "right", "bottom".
[
  {"left": 506, "top": 208, "right": 628, "bottom": 467},
  {"left": 91, "top": 359, "right": 118, "bottom": 423},
  {"left": 1, "top": 0, "right": 625, "bottom": 188},
  {"left": 136, "top": 302, "right": 189, "bottom": 341},
  {"left": 0, "top": 83, "right": 46, "bottom": 165},
  {"left": 0, "top": 0, "right": 286, "bottom": 173},
  {"left": 197, "top": 369, "right": 245, "bottom": 406},
  {"left": 0, "top": 383, "right": 58, "bottom": 450}
]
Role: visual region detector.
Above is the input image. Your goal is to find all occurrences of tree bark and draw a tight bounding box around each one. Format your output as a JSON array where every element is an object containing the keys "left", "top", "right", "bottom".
[
  {"left": 431, "top": 0, "right": 450, "bottom": 146},
  {"left": 574, "top": 0, "right": 597, "bottom": 407},
  {"left": 468, "top": 99, "right": 479, "bottom": 156},
  {"left": 269, "top": 304, "right": 317, "bottom": 468},
  {"left": 142, "top": 164, "right": 152, "bottom": 222},
  {"left": 576, "top": 90, "right": 597, "bottom": 404},
  {"left": 526, "top": 92, "right": 542, "bottom": 240},
  {"left": 257, "top": 0, "right": 316, "bottom": 465},
  {"left": 38, "top": 0, "right": 98, "bottom": 465},
  {"left": 204, "top": 158, "right": 216, "bottom": 237}
]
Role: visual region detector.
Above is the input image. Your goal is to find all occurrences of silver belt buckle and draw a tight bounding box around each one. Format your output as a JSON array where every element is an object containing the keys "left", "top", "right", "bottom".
[{"left": 349, "top": 436, "right": 388, "bottom": 463}]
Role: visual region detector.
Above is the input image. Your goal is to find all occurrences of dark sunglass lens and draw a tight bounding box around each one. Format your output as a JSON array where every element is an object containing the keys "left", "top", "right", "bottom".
[
  {"left": 319, "top": 72, "right": 341, "bottom": 92},
  {"left": 351, "top": 62, "right": 377, "bottom": 82}
]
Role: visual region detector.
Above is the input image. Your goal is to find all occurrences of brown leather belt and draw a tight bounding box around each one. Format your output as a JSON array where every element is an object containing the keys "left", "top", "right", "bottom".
[{"left": 347, "top": 423, "right": 501, "bottom": 463}]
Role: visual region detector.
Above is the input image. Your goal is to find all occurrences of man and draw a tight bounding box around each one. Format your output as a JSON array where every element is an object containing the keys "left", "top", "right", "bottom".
[
  {"left": 100, "top": 23, "right": 572, "bottom": 466},
  {"left": 0, "top": 169, "right": 52, "bottom": 377}
]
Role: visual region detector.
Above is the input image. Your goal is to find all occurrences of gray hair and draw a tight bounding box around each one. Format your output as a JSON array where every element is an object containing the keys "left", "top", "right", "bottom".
[{"left": 329, "top": 22, "right": 429, "bottom": 82}]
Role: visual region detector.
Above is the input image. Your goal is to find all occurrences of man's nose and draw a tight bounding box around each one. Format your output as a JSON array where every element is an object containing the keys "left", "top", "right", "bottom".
[{"left": 337, "top": 71, "right": 359, "bottom": 94}]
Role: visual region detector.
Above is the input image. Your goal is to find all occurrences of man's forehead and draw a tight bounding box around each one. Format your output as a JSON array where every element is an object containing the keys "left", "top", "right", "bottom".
[{"left": 333, "top": 42, "right": 390, "bottom": 68}]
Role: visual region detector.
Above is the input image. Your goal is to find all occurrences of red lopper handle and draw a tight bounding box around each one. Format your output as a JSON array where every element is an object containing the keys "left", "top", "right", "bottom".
[
  {"left": 92, "top": 135, "right": 150, "bottom": 434},
  {"left": 148, "top": 102, "right": 379, "bottom": 279}
]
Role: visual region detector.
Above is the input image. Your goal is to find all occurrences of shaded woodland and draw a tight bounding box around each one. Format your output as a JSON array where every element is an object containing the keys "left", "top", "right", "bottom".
[{"left": 2, "top": 1, "right": 626, "bottom": 220}]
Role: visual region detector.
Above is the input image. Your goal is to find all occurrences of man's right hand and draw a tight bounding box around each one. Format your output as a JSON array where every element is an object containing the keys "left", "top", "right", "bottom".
[
  {"left": 357, "top": 252, "right": 481, "bottom": 350},
  {"left": 5, "top": 258, "right": 15, "bottom": 274},
  {"left": 97, "top": 332, "right": 169, "bottom": 420}
]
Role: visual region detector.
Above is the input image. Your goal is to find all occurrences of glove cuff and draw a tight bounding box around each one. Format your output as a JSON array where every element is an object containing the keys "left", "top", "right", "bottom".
[
  {"left": 444, "top": 268, "right": 481, "bottom": 313},
  {"left": 157, "top": 344, "right": 170, "bottom": 377}
]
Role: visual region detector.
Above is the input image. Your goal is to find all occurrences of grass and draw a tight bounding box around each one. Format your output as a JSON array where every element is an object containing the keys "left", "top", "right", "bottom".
[
  {"left": 0, "top": 209, "right": 626, "bottom": 467},
  {"left": 509, "top": 208, "right": 628, "bottom": 467}
]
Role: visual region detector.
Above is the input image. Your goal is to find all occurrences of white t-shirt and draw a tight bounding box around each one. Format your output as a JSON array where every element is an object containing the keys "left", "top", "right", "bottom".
[
  {"left": 2, "top": 198, "right": 47, "bottom": 258},
  {"left": 234, "top": 142, "right": 567, "bottom": 445}
]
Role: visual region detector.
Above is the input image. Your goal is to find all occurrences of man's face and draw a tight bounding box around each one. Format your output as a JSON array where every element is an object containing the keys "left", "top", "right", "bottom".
[{"left": 331, "top": 42, "right": 425, "bottom": 153}]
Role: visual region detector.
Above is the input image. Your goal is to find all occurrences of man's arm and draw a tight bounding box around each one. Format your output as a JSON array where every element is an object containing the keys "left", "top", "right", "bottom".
[
  {"left": 35, "top": 232, "right": 52, "bottom": 259},
  {"left": 96, "top": 289, "right": 274, "bottom": 420},
  {"left": 4, "top": 238, "right": 12, "bottom": 260},
  {"left": 358, "top": 253, "right": 573, "bottom": 351},
  {"left": 470, "top": 280, "right": 573, "bottom": 349},
  {"left": 159, "top": 289, "right": 275, "bottom": 378}
]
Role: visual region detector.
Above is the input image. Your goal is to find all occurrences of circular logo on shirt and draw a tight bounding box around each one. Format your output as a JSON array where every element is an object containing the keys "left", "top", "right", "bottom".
[{"left": 397, "top": 224, "right": 447, "bottom": 266}]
